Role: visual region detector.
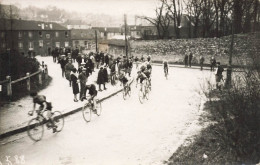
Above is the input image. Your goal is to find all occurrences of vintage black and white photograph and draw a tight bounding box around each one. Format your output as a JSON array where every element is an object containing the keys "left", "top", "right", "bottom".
[{"left": 0, "top": 0, "right": 259, "bottom": 164}]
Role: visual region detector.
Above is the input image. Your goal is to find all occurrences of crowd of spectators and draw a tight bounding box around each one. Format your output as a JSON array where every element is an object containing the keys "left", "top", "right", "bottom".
[{"left": 51, "top": 47, "right": 133, "bottom": 102}]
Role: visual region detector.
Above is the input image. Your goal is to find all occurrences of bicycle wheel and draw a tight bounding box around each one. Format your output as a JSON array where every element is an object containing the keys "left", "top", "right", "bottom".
[
  {"left": 82, "top": 103, "right": 91, "bottom": 122},
  {"left": 145, "top": 86, "right": 150, "bottom": 100},
  {"left": 138, "top": 89, "right": 145, "bottom": 104},
  {"left": 96, "top": 100, "right": 102, "bottom": 116},
  {"left": 52, "top": 111, "right": 64, "bottom": 132},
  {"left": 123, "top": 86, "right": 131, "bottom": 100},
  {"left": 27, "top": 118, "right": 44, "bottom": 142}
]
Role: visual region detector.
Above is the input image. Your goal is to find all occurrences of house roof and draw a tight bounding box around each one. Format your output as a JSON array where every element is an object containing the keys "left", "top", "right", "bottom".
[
  {"left": 70, "top": 29, "right": 100, "bottom": 40},
  {"left": 0, "top": 19, "right": 68, "bottom": 31},
  {"left": 92, "top": 27, "right": 121, "bottom": 33}
]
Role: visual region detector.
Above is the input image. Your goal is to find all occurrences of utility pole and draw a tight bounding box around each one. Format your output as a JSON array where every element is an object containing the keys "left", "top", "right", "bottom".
[
  {"left": 124, "top": 14, "right": 128, "bottom": 61},
  {"left": 95, "top": 30, "right": 98, "bottom": 53}
]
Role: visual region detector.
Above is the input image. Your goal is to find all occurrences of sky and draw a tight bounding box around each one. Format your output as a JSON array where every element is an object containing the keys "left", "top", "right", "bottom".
[{"left": 1, "top": 0, "right": 159, "bottom": 17}]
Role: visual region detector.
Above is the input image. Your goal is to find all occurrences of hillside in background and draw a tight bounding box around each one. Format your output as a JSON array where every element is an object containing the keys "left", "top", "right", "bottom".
[{"left": 130, "top": 32, "right": 260, "bottom": 66}]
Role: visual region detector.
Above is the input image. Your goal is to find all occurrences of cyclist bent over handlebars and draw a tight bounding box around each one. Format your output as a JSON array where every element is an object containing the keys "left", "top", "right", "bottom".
[
  {"left": 29, "top": 92, "right": 57, "bottom": 133},
  {"left": 82, "top": 84, "right": 98, "bottom": 113}
]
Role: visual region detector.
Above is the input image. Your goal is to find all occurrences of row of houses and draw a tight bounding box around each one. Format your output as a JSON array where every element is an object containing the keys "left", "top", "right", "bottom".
[{"left": 0, "top": 19, "right": 160, "bottom": 56}]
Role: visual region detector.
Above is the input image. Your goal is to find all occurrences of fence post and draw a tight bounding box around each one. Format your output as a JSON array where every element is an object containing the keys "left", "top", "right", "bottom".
[
  {"left": 26, "top": 72, "right": 30, "bottom": 91},
  {"left": 6, "top": 76, "right": 12, "bottom": 97},
  {"left": 38, "top": 70, "right": 42, "bottom": 85}
]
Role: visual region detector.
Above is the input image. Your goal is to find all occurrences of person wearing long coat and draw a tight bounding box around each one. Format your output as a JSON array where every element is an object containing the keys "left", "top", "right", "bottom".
[
  {"left": 65, "top": 59, "right": 75, "bottom": 86},
  {"left": 97, "top": 67, "right": 105, "bottom": 91},
  {"left": 70, "top": 68, "right": 79, "bottom": 102}
]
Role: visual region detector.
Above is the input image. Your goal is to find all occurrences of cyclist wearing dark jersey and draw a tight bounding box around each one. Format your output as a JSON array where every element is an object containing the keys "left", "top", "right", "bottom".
[
  {"left": 136, "top": 71, "right": 147, "bottom": 91},
  {"left": 30, "top": 92, "right": 57, "bottom": 133},
  {"left": 84, "top": 84, "right": 98, "bottom": 112}
]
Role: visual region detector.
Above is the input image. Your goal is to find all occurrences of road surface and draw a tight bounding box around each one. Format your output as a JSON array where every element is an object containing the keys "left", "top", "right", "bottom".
[{"left": 0, "top": 64, "right": 215, "bottom": 165}]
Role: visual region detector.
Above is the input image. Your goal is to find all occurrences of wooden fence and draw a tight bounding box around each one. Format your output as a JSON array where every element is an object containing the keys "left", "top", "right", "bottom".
[{"left": 0, "top": 67, "right": 48, "bottom": 97}]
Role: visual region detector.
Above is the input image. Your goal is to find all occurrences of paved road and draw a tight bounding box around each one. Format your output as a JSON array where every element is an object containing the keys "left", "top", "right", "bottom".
[{"left": 0, "top": 65, "right": 215, "bottom": 165}]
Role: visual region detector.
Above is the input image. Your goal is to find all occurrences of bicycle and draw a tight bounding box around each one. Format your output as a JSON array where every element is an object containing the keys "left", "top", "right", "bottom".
[
  {"left": 122, "top": 83, "right": 131, "bottom": 100},
  {"left": 82, "top": 97, "right": 102, "bottom": 122},
  {"left": 137, "top": 81, "right": 150, "bottom": 104},
  {"left": 27, "top": 109, "right": 64, "bottom": 142}
]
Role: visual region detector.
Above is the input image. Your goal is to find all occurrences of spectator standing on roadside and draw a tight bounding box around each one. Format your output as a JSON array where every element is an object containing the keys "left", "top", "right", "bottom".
[
  {"left": 147, "top": 55, "right": 151, "bottom": 62},
  {"left": 70, "top": 68, "right": 79, "bottom": 102},
  {"left": 103, "top": 65, "right": 108, "bottom": 89},
  {"left": 210, "top": 56, "right": 216, "bottom": 71},
  {"left": 76, "top": 53, "right": 82, "bottom": 69},
  {"left": 188, "top": 52, "right": 193, "bottom": 67},
  {"left": 104, "top": 53, "right": 109, "bottom": 67},
  {"left": 141, "top": 55, "right": 144, "bottom": 62},
  {"left": 95, "top": 52, "right": 101, "bottom": 69},
  {"left": 184, "top": 54, "right": 188, "bottom": 67},
  {"left": 215, "top": 62, "right": 224, "bottom": 90},
  {"left": 199, "top": 55, "right": 205, "bottom": 70},
  {"left": 65, "top": 58, "right": 75, "bottom": 87},
  {"left": 58, "top": 55, "right": 67, "bottom": 78},
  {"left": 100, "top": 51, "right": 105, "bottom": 65},
  {"left": 97, "top": 66, "right": 105, "bottom": 91},
  {"left": 78, "top": 68, "right": 88, "bottom": 100}
]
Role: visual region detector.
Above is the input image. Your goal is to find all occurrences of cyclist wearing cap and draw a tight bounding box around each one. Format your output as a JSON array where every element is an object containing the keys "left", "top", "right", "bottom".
[
  {"left": 83, "top": 84, "right": 98, "bottom": 112},
  {"left": 163, "top": 60, "right": 168, "bottom": 75},
  {"left": 119, "top": 70, "right": 130, "bottom": 88},
  {"left": 30, "top": 92, "right": 57, "bottom": 133},
  {"left": 136, "top": 70, "right": 147, "bottom": 91}
]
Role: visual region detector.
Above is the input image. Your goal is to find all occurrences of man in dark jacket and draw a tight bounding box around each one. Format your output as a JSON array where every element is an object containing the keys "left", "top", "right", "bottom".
[
  {"left": 188, "top": 52, "right": 193, "bottom": 67},
  {"left": 215, "top": 62, "right": 224, "bottom": 90},
  {"left": 58, "top": 55, "right": 68, "bottom": 78}
]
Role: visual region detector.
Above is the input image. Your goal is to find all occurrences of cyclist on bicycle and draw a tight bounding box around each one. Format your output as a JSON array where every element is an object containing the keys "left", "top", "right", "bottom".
[
  {"left": 143, "top": 68, "right": 152, "bottom": 87},
  {"left": 146, "top": 62, "right": 152, "bottom": 72},
  {"left": 30, "top": 92, "right": 57, "bottom": 133},
  {"left": 83, "top": 83, "right": 98, "bottom": 113},
  {"left": 163, "top": 60, "right": 168, "bottom": 75},
  {"left": 136, "top": 70, "right": 147, "bottom": 91},
  {"left": 119, "top": 70, "right": 130, "bottom": 90}
]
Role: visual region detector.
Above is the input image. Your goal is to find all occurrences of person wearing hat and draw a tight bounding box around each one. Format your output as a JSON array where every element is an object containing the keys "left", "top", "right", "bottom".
[
  {"left": 58, "top": 55, "right": 67, "bottom": 78},
  {"left": 97, "top": 66, "right": 105, "bottom": 91},
  {"left": 78, "top": 68, "right": 88, "bottom": 100},
  {"left": 65, "top": 58, "right": 75, "bottom": 87},
  {"left": 215, "top": 62, "right": 224, "bottom": 90}
]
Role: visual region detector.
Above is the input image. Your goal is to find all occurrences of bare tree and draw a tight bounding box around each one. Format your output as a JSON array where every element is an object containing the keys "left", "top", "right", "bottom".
[
  {"left": 163, "top": 0, "right": 183, "bottom": 39},
  {"left": 185, "top": 0, "right": 203, "bottom": 38},
  {"left": 139, "top": 1, "right": 168, "bottom": 39}
]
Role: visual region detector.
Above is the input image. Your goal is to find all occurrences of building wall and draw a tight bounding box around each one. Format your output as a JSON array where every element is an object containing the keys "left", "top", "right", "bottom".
[{"left": 0, "top": 30, "right": 71, "bottom": 56}]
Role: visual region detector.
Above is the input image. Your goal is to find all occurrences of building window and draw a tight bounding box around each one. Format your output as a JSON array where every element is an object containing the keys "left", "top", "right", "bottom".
[
  {"left": 65, "top": 31, "right": 68, "bottom": 38},
  {"left": 28, "top": 42, "right": 34, "bottom": 50},
  {"left": 84, "top": 41, "right": 88, "bottom": 46},
  {"left": 18, "top": 31, "right": 22, "bottom": 38},
  {"left": 55, "top": 42, "right": 60, "bottom": 48},
  {"left": 28, "top": 31, "right": 33, "bottom": 38},
  {"left": 39, "top": 31, "right": 42, "bottom": 38},
  {"left": 65, "top": 42, "right": 69, "bottom": 47},
  {"left": 18, "top": 42, "right": 23, "bottom": 49},
  {"left": 39, "top": 40, "right": 43, "bottom": 48},
  {"left": 1, "top": 32, "right": 5, "bottom": 38},
  {"left": 2, "top": 42, "right": 6, "bottom": 48},
  {"left": 46, "top": 34, "right": 50, "bottom": 39},
  {"left": 55, "top": 32, "right": 59, "bottom": 37}
]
